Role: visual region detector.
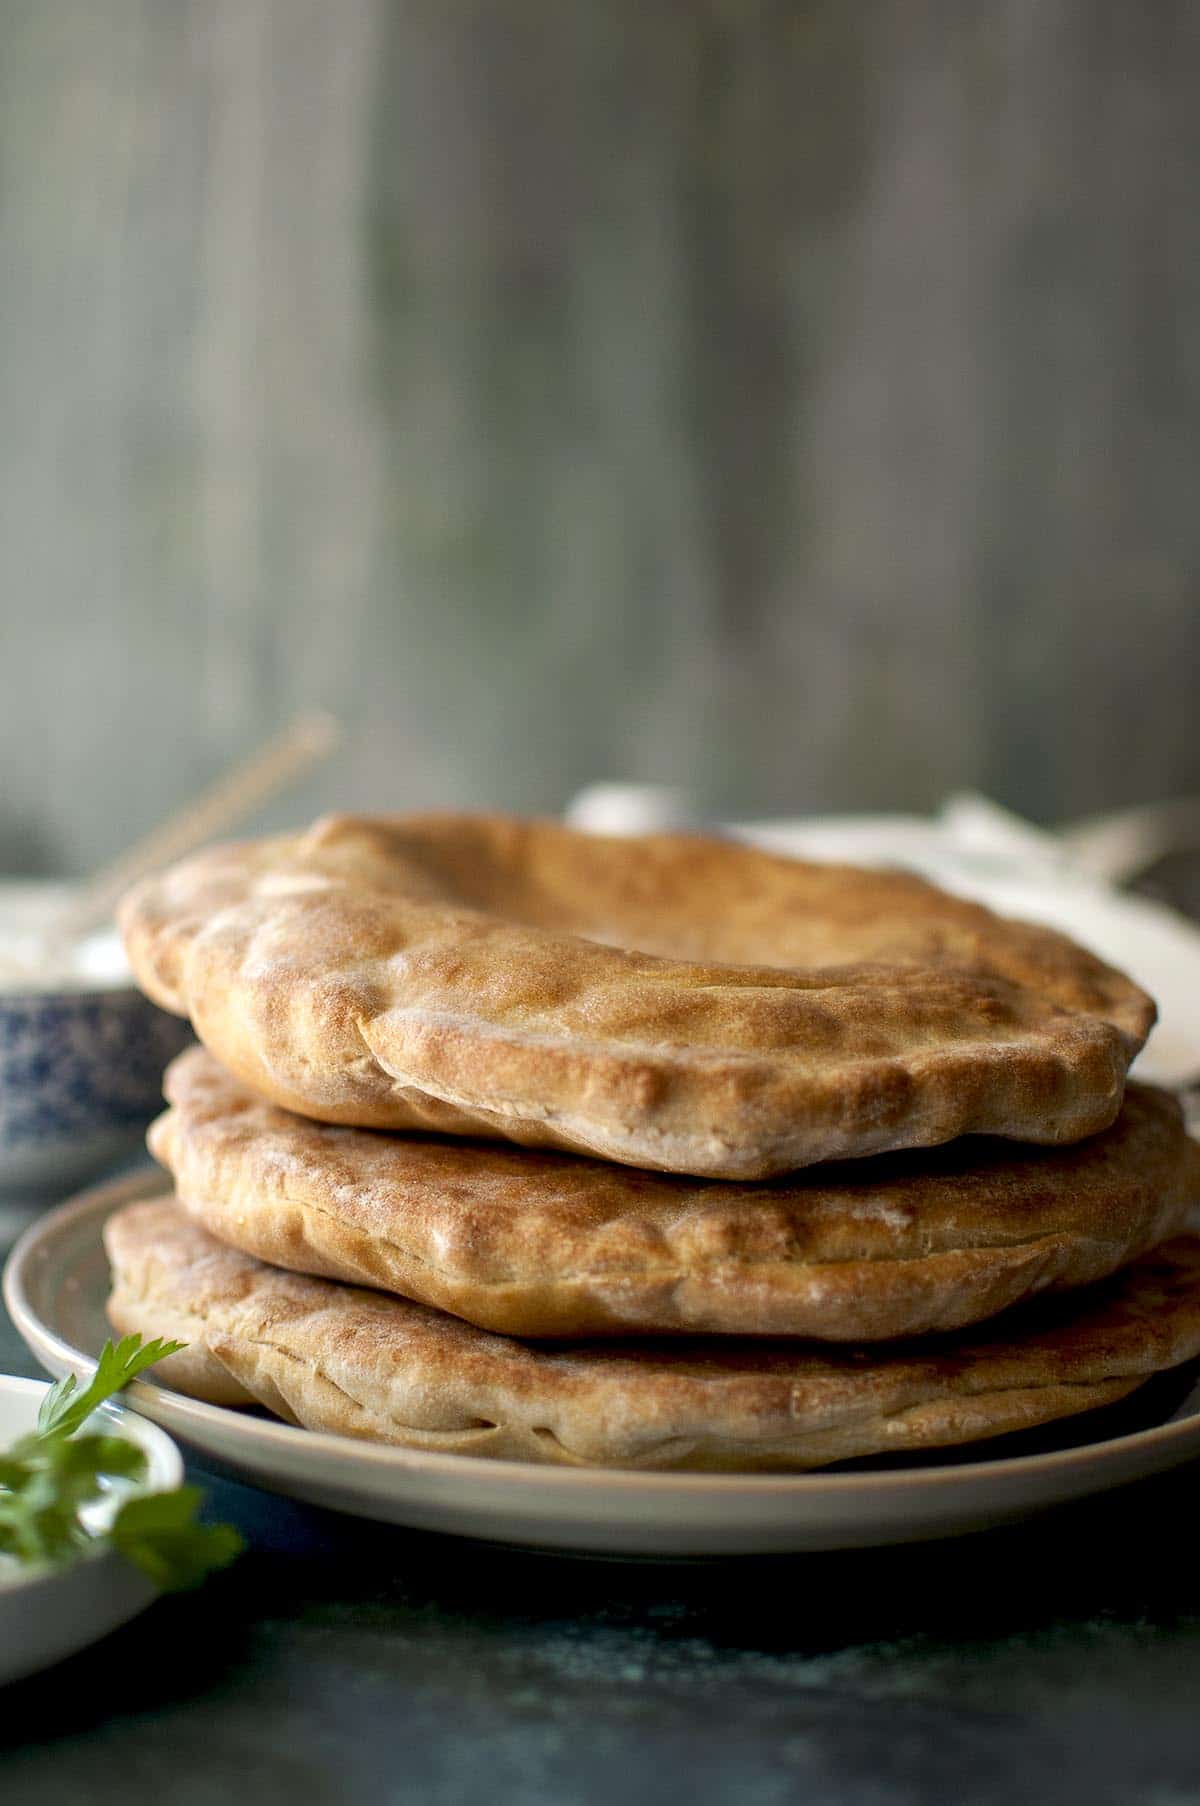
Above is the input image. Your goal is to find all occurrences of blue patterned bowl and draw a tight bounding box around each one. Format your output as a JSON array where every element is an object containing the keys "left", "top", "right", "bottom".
[{"left": 0, "top": 885, "right": 192, "bottom": 1197}]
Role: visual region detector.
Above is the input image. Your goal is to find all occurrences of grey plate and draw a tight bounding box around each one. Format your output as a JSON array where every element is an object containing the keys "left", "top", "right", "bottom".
[{"left": 6, "top": 1172, "right": 1200, "bottom": 1557}]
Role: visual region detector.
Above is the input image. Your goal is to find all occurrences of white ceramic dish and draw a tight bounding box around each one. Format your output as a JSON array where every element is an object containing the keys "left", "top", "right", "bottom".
[
  {"left": 7, "top": 1173, "right": 1200, "bottom": 1558},
  {"left": 0, "top": 1371, "right": 183, "bottom": 1685}
]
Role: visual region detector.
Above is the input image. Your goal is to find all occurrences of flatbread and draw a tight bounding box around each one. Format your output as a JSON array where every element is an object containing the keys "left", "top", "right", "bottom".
[
  {"left": 105, "top": 1198, "right": 1200, "bottom": 1473},
  {"left": 151, "top": 1048, "right": 1200, "bottom": 1340},
  {"left": 119, "top": 813, "right": 1153, "bottom": 1178}
]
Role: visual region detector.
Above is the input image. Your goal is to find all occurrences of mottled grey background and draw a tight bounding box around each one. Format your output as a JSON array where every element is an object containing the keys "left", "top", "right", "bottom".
[{"left": 2, "top": 0, "right": 1199, "bottom": 876}]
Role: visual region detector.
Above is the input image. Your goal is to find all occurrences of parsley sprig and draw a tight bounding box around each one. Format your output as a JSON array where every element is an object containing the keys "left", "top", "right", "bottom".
[{"left": 0, "top": 1335, "right": 243, "bottom": 1588}]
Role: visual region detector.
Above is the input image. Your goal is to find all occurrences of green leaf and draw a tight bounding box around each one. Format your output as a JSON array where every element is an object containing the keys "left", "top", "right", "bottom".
[
  {"left": 1, "top": 1332, "right": 242, "bottom": 1590},
  {"left": 0, "top": 1454, "right": 33, "bottom": 1490},
  {"left": 111, "top": 1486, "right": 245, "bottom": 1592},
  {"left": 39, "top": 1434, "right": 148, "bottom": 1500},
  {"left": 36, "top": 1335, "right": 185, "bottom": 1440}
]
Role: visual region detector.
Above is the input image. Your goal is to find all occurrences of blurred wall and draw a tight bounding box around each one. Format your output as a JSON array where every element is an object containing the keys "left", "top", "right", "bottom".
[{"left": 1, "top": 0, "right": 1199, "bottom": 874}]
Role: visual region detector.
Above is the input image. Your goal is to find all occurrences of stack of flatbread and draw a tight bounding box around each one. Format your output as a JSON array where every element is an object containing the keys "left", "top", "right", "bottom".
[{"left": 110, "top": 814, "right": 1200, "bottom": 1472}]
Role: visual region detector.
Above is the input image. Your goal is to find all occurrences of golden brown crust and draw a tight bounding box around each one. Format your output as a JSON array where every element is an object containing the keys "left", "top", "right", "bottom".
[
  {"left": 152, "top": 1048, "right": 1200, "bottom": 1341},
  {"left": 105, "top": 1198, "right": 1200, "bottom": 1472},
  {"left": 119, "top": 813, "right": 1155, "bottom": 1178}
]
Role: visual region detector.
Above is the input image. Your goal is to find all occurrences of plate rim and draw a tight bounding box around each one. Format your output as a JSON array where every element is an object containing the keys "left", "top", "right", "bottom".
[{"left": 6, "top": 1169, "right": 1200, "bottom": 1503}]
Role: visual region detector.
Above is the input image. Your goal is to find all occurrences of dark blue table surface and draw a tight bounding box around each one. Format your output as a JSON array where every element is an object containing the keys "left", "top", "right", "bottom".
[{"left": 3, "top": 1189, "right": 1200, "bottom": 1806}]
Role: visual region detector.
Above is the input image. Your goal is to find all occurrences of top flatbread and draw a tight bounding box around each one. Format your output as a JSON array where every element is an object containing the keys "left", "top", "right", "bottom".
[
  {"left": 106, "top": 1198, "right": 1200, "bottom": 1472},
  {"left": 151, "top": 1048, "right": 1200, "bottom": 1341},
  {"left": 119, "top": 813, "right": 1154, "bottom": 1178}
]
